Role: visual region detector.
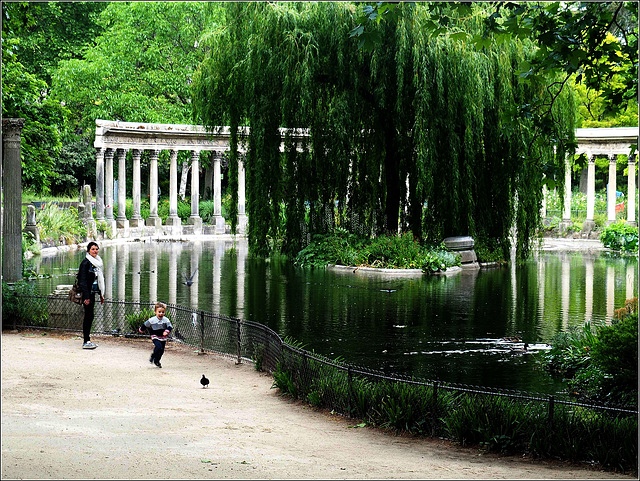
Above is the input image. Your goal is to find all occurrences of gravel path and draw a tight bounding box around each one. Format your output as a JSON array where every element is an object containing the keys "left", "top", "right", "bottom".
[{"left": 2, "top": 331, "right": 633, "bottom": 480}]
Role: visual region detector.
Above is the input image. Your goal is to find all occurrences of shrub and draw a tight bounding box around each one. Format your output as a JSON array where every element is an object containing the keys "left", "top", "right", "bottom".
[
  {"left": 124, "top": 307, "right": 156, "bottom": 333},
  {"left": 600, "top": 222, "right": 639, "bottom": 252},
  {"left": 2, "top": 281, "right": 47, "bottom": 327}
]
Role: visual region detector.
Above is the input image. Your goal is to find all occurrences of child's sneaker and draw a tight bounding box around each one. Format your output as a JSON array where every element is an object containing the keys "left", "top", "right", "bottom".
[{"left": 154, "top": 361, "right": 162, "bottom": 368}]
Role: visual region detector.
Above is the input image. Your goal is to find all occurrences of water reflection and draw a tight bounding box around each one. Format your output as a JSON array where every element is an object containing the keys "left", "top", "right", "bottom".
[{"left": 28, "top": 239, "right": 637, "bottom": 394}]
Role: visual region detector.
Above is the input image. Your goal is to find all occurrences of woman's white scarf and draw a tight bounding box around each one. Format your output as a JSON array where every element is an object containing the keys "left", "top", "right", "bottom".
[{"left": 86, "top": 253, "right": 105, "bottom": 295}]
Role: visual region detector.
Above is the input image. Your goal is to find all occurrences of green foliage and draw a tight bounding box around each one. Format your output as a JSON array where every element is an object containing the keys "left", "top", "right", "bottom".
[
  {"left": 34, "top": 203, "right": 87, "bottom": 246},
  {"left": 52, "top": 2, "right": 216, "bottom": 133},
  {"left": 294, "top": 230, "right": 460, "bottom": 273},
  {"left": 193, "top": 2, "right": 576, "bottom": 260},
  {"left": 543, "top": 301, "right": 638, "bottom": 406},
  {"left": 1, "top": 281, "right": 47, "bottom": 327},
  {"left": 599, "top": 222, "right": 639, "bottom": 252},
  {"left": 124, "top": 307, "right": 155, "bottom": 334}
]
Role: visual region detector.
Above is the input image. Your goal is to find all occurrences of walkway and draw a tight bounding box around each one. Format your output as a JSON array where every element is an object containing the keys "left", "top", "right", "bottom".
[{"left": 1, "top": 332, "right": 633, "bottom": 480}]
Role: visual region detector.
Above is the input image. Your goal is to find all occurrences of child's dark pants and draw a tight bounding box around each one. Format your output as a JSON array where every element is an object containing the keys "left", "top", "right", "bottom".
[{"left": 151, "top": 339, "right": 166, "bottom": 362}]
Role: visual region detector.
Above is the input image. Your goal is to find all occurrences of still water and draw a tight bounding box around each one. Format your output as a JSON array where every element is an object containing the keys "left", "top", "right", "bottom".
[{"left": 29, "top": 238, "right": 637, "bottom": 396}]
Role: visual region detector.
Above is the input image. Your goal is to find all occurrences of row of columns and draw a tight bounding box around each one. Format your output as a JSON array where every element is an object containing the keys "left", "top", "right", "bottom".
[
  {"left": 554, "top": 154, "right": 637, "bottom": 230},
  {"left": 94, "top": 147, "right": 247, "bottom": 234}
]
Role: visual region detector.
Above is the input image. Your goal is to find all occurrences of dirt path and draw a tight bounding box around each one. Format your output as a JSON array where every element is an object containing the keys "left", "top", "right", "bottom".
[{"left": 1, "top": 331, "right": 633, "bottom": 480}]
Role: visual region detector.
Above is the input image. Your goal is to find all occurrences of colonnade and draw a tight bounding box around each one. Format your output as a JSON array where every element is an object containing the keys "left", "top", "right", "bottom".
[
  {"left": 547, "top": 127, "right": 638, "bottom": 231},
  {"left": 93, "top": 120, "right": 248, "bottom": 236}
]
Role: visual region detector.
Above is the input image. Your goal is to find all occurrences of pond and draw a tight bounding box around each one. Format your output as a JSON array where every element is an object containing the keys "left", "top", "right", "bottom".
[{"left": 27, "top": 238, "right": 637, "bottom": 396}]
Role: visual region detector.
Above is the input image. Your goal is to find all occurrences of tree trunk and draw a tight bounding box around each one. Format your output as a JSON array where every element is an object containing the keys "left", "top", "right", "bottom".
[{"left": 179, "top": 161, "right": 191, "bottom": 200}]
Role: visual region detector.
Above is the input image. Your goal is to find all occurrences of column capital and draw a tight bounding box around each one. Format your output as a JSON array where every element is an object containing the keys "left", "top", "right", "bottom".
[{"left": 609, "top": 153, "right": 618, "bottom": 162}]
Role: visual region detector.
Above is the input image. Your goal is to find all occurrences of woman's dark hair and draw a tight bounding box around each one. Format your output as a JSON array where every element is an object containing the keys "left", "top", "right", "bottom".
[{"left": 86, "top": 241, "right": 99, "bottom": 252}]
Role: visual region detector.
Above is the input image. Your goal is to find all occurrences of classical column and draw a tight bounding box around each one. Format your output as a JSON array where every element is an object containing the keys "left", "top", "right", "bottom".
[
  {"left": 2, "top": 118, "right": 25, "bottom": 283},
  {"left": 95, "top": 147, "right": 106, "bottom": 222},
  {"left": 627, "top": 155, "right": 636, "bottom": 226},
  {"left": 213, "top": 151, "right": 225, "bottom": 233},
  {"left": 166, "top": 149, "right": 181, "bottom": 227},
  {"left": 237, "top": 154, "right": 248, "bottom": 234},
  {"left": 607, "top": 154, "right": 617, "bottom": 224},
  {"left": 146, "top": 149, "right": 162, "bottom": 227},
  {"left": 583, "top": 154, "right": 596, "bottom": 233},
  {"left": 560, "top": 155, "right": 572, "bottom": 232},
  {"left": 188, "top": 150, "right": 202, "bottom": 229},
  {"left": 130, "top": 149, "right": 143, "bottom": 227},
  {"left": 117, "top": 148, "right": 129, "bottom": 229},
  {"left": 105, "top": 148, "right": 115, "bottom": 223}
]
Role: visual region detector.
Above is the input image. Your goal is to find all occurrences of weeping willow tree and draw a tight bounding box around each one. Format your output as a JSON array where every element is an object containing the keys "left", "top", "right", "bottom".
[{"left": 192, "top": 2, "right": 576, "bottom": 259}]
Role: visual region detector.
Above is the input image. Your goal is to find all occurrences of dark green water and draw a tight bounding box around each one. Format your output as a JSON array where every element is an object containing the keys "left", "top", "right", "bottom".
[{"left": 28, "top": 239, "right": 637, "bottom": 395}]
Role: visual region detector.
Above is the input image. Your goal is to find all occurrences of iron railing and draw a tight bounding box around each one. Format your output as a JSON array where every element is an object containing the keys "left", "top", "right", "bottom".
[{"left": 4, "top": 293, "right": 638, "bottom": 471}]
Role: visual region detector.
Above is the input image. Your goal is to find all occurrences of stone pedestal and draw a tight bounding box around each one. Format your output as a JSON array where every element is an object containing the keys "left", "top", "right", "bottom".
[
  {"left": 443, "top": 236, "right": 479, "bottom": 269},
  {"left": 214, "top": 215, "right": 226, "bottom": 234}
]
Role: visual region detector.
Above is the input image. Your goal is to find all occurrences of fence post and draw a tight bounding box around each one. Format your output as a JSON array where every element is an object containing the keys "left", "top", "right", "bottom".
[
  {"left": 347, "top": 366, "right": 353, "bottom": 418},
  {"left": 548, "top": 395, "right": 555, "bottom": 428},
  {"left": 236, "top": 319, "right": 242, "bottom": 365},
  {"left": 432, "top": 381, "right": 439, "bottom": 437},
  {"left": 199, "top": 310, "right": 205, "bottom": 354}
]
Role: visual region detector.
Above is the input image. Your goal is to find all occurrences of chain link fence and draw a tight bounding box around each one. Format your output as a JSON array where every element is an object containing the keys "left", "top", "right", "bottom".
[{"left": 4, "top": 291, "right": 638, "bottom": 472}]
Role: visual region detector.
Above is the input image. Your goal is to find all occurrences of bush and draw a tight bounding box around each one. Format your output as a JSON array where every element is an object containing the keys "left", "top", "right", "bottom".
[
  {"left": 543, "top": 299, "right": 638, "bottom": 406},
  {"left": 33, "top": 203, "right": 87, "bottom": 245},
  {"left": 124, "top": 307, "right": 156, "bottom": 334},
  {"left": 2, "top": 281, "right": 47, "bottom": 327},
  {"left": 599, "top": 222, "right": 639, "bottom": 252},
  {"left": 294, "top": 230, "right": 459, "bottom": 273}
]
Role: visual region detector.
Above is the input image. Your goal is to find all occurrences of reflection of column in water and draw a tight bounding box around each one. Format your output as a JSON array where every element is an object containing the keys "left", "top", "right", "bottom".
[
  {"left": 606, "top": 265, "right": 615, "bottom": 323},
  {"left": 561, "top": 252, "right": 570, "bottom": 329},
  {"left": 132, "top": 248, "right": 141, "bottom": 303},
  {"left": 537, "top": 258, "right": 545, "bottom": 322},
  {"left": 585, "top": 256, "right": 594, "bottom": 323},
  {"left": 116, "top": 244, "right": 127, "bottom": 331},
  {"left": 168, "top": 244, "right": 178, "bottom": 306},
  {"left": 149, "top": 249, "right": 158, "bottom": 304},
  {"left": 626, "top": 263, "right": 636, "bottom": 301},
  {"left": 190, "top": 241, "right": 202, "bottom": 309},
  {"left": 510, "top": 256, "right": 517, "bottom": 327},
  {"left": 212, "top": 242, "right": 223, "bottom": 314},
  {"left": 236, "top": 240, "right": 246, "bottom": 319}
]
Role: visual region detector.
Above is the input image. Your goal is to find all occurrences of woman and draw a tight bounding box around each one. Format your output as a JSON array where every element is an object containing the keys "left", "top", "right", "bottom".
[{"left": 77, "top": 241, "right": 105, "bottom": 349}]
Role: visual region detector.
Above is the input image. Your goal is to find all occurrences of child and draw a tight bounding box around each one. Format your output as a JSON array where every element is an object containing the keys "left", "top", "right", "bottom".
[{"left": 139, "top": 302, "right": 173, "bottom": 368}]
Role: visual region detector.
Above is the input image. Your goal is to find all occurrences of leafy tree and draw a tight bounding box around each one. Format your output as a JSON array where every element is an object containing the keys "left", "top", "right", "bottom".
[
  {"left": 2, "top": 1, "right": 105, "bottom": 195},
  {"left": 352, "top": 1, "right": 637, "bottom": 159},
  {"left": 52, "top": 1, "right": 216, "bottom": 132},
  {"left": 192, "top": 2, "right": 576, "bottom": 258}
]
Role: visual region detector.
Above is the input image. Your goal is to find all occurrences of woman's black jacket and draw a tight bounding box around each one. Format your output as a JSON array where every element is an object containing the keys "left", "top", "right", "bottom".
[{"left": 77, "top": 258, "right": 98, "bottom": 301}]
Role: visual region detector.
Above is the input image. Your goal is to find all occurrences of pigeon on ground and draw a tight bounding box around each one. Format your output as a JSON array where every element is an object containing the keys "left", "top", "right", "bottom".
[
  {"left": 201, "top": 374, "right": 209, "bottom": 388},
  {"left": 182, "top": 269, "right": 198, "bottom": 287}
]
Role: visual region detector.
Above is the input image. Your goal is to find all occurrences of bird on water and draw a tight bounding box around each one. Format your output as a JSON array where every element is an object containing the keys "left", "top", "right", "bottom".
[{"left": 201, "top": 374, "right": 210, "bottom": 388}]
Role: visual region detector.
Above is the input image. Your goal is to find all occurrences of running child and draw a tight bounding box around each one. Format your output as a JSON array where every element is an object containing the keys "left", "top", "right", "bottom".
[{"left": 139, "top": 302, "right": 173, "bottom": 368}]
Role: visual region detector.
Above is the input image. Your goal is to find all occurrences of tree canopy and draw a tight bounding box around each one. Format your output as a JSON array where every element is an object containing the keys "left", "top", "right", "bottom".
[{"left": 192, "top": 2, "right": 576, "bottom": 259}]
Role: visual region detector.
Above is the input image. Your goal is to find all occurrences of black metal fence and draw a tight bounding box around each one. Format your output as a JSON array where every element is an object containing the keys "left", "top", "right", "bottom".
[{"left": 4, "top": 292, "right": 638, "bottom": 472}]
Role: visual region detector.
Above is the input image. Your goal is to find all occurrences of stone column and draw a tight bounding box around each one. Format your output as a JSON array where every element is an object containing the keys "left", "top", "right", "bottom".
[
  {"left": 237, "top": 154, "right": 248, "bottom": 234},
  {"left": 95, "top": 147, "right": 105, "bottom": 222},
  {"left": 2, "top": 118, "right": 25, "bottom": 283},
  {"left": 213, "top": 151, "right": 225, "bottom": 233},
  {"left": 146, "top": 150, "right": 162, "bottom": 227},
  {"left": 627, "top": 155, "right": 636, "bottom": 226},
  {"left": 130, "top": 149, "right": 143, "bottom": 227},
  {"left": 117, "top": 149, "right": 129, "bottom": 229},
  {"left": 559, "top": 156, "right": 572, "bottom": 232},
  {"left": 105, "top": 148, "right": 115, "bottom": 223},
  {"left": 166, "top": 149, "right": 181, "bottom": 227},
  {"left": 607, "top": 154, "right": 617, "bottom": 224},
  {"left": 188, "top": 150, "right": 202, "bottom": 229},
  {"left": 583, "top": 154, "right": 596, "bottom": 234}
]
